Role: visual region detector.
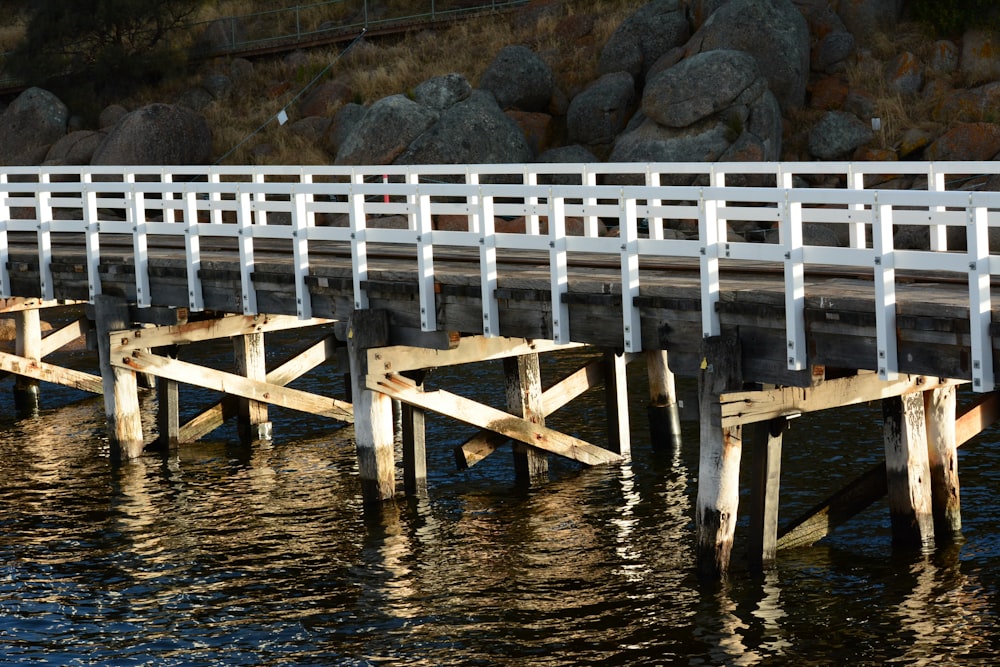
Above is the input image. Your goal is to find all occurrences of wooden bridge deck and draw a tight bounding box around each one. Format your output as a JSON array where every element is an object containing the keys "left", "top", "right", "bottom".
[{"left": 3, "top": 234, "right": 982, "bottom": 388}]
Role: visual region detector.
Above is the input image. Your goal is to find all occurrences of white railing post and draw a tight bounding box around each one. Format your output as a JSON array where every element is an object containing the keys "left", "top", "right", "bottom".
[
  {"left": 699, "top": 187, "right": 721, "bottom": 338},
  {"left": 873, "top": 194, "right": 898, "bottom": 381},
  {"left": 548, "top": 190, "right": 569, "bottom": 344},
  {"left": 646, "top": 165, "right": 663, "bottom": 240},
  {"left": 847, "top": 164, "right": 866, "bottom": 249},
  {"left": 349, "top": 171, "right": 369, "bottom": 310},
  {"left": 82, "top": 173, "right": 101, "bottom": 302},
  {"left": 236, "top": 187, "right": 257, "bottom": 314},
  {"left": 208, "top": 171, "right": 223, "bottom": 225},
  {"left": 928, "top": 164, "right": 947, "bottom": 251},
  {"left": 291, "top": 187, "right": 312, "bottom": 319},
  {"left": 620, "top": 189, "right": 641, "bottom": 353},
  {"left": 525, "top": 167, "right": 540, "bottom": 235},
  {"left": 479, "top": 191, "right": 499, "bottom": 337},
  {"left": 126, "top": 171, "right": 151, "bottom": 308},
  {"left": 182, "top": 185, "right": 204, "bottom": 311},
  {"left": 415, "top": 186, "right": 436, "bottom": 331},
  {"left": 0, "top": 172, "right": 11, "bottom": 298},
  {"left": 583, "top": 167, "right": 599, "bottom": 237},
  {"left": 783, "top": 190, "right": 806, "bottom": 370},
  {"left": 967, "top": 198, "right": 994, "bottom": 392},
  {"left": 36, "top": 170, "right": 54, "bottom": 301}
]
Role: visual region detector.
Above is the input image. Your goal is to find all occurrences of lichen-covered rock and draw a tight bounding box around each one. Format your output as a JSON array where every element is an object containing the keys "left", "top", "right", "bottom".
[
  {"left": 393, "top": 90, "right": 533, "bottom": 165},
  {"left": 91, "top": 103, "right": 212, "bottom": 165},
  {"left": 598, "top": 0, "right": 690, "bottom": 81},
  {"left": 566, "top": 72, "right": 637, "bottom": 148},
  {"left": 807, "top": 111, "right": 873, "bottom": 159},
  {"left": 960, "top": 29, "right": 1000, "bottom": 84},
  {"left": 335, "top": 95, "right": 438, "bottom": 165},
  {"left": 688, "top": 0, "right": 809, "bottom": 112},
  {"left": 44, "top": 130, "right": 104, "bottom": 166},
  {"left": 414, "top": 73, "right": 472, "bottom": 111},
  {"left": 609, "top": 116, "right": 733, "bottom": 175},
  {"left": 642, "top": 50, "right": 763, "bottom": 128},
  {"left": 835, "top": 0, "right": 904, "bottom": 45},
  {"left": 0, "top": 87, "right": 68, "bottom": 166},
  {"left": 322, "top": 103, "right": 366, "bottom": 157},
  {"left": 885, "top": 52, "right": 923, "bottom": 96},
  {"left": 478, "top": 45, "right": 554, "bottom": 112},
  {"left": 925, "top": 122, "right": 1000, "bottom": 161}
]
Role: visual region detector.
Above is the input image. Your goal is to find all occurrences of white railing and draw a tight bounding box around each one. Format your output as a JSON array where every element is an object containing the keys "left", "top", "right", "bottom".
[{"left": 0, "top": 161, "right": 997, "bottom": 391}]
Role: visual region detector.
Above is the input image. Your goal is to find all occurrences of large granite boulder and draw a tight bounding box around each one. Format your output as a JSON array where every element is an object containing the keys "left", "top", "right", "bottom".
[
  {"left": 598, "top": 0, "right": 690, "bottom": 81},
  {"left": 334, "top": 95, "right": 438, "bottom": 165},
  {"left": 642, "top": 50, "right": 764, "bottom": 128},
  {"left": 44, "top": 130, "right": 105, "bottom": 166},
  {"left": 414, "top": 73, "right": 473, "bottom": 111},
  {"left": 394, "top": 90, "right": 533, "bottom": 165},
  {"left": 91, "top": 103, "right": 212, "bottom": 165},
  {"left": 566, "top": 72, "right": 637, "bottom": 149},
  {"left": 478, "top": 45, "right": 554, "bottom": 112},
  {"left": 0, "top": 87, "right": 69, "bottom": 166},
  {"left": 687, "top": 0, "right": 809, "bottom": 112},
  {"left": 807, "top": 111, "right": 873, "bottom": 159}
]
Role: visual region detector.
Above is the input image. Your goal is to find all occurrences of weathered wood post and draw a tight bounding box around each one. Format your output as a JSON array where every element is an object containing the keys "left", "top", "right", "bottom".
[
  {"left": 156, "top": 345, "right": 180, "bottom": 449},
  {"left": 748, "top": 416, "right": 785, "bottom": 570},
  {"left": 234, "top": 331, "right": 272, "bottom": 443},
  {"left": 883, "top": 393, "right": 935, "bottom": 549},
  {"left": 646, "top": 349, "right": 682, "bottom": 452},
  {"left": 505, "top": 354, "right": 548, "bottom": 484},
  {"left": 924, "top": 386, "right": 961, "bottom": 542},
  {"left": 696, "top": 335, "right": 743, "bottom": 578},
  {"left": 401, "top": 370, "right": 428, "bottom": 496},
  {"left": 13, "top": 308, "right": 41, "bottom": 414},
  {"left": 95, "top": 295, "right": 144, "bottom": 460},
  {"left": 347, "top": 310, "right": 396, "bottom": 502},
  {"left": 604, "top": 350, "right": 631, "bottom": 458}
]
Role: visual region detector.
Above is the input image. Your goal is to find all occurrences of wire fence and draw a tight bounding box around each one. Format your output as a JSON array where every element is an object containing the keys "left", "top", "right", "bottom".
[{"left": 0, "top": 1, "right": 528, "bottom": 93}]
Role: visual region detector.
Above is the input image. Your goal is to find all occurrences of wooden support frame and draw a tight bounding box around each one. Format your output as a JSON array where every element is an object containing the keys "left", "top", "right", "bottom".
[
  {"left": 777, "top": 389, "right": 994, "bottom": 550},
  {"left": 455, "top": 355, "right": 607, "bottom": 469},
  {"left": 13, "top": 308, "right": 41, "bottom": 412},
  {"left": 883, "top": 393, "right": 935, "bottom": 548},
  {"left": 96, "top": 295, "right": 144, "bottom": 460},
  {"left": 748, "top": 417, "right": 786, "bottom": 570},
  {"left": 178, "top": 334, "right": 345, "bottom": 442},
  {"left": 234, "top": 332, "right": 272, "bottom": 443},
  {"left": 370, "top": 372, "right": 622, "bottom": 466}
]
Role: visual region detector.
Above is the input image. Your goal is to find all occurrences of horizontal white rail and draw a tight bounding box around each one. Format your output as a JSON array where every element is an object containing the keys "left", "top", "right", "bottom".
[{"left": 1, "top": 162, "right": 998, "bottom": 391}]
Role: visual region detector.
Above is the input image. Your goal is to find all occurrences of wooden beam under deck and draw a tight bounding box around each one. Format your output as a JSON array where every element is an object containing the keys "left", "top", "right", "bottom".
[{"left": 370, "top": 372, "right": 622, "bottom": 466}]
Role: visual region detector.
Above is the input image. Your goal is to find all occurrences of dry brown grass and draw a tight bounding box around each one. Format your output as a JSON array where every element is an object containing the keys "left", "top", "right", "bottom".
[{"left": 136, "top": 0, "right": 646, "bottom": 164}]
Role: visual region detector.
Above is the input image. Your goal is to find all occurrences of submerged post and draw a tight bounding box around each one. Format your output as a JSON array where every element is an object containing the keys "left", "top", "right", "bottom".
[
  {"left": 882, "top": 393, "right": 935, "bottom": 549},
  {"left": 402, "top": 370, "right": 428, "bottom": 496},
  {"left": 748, "top": 417, "right": 785, "bottom": 570},
  {"left": 347, "top": 310, "right": 396, "bottom": 502},
  {"left": 604, "top": 350, "right": 631, "bottom": 458},
  {"left": 234, "top": 331, "right": 272, "bottom": 443},
  {"left": 924, "top": 386, "right": 961, "bottom": 542},
  {"left": 504, "top": 354, "right": 548, "bottom": 484},
  {"left": 13, "top": 308, "right": 41, "bottom": 415},
  {"left": 95, "top": 295, "right": 144, "bottom": 460},
  {"left": 696, "top": 335, "right": 743, "bottom": 578},
  {"left": 646, "top": 349, "right": 682, "bottom": 452}
]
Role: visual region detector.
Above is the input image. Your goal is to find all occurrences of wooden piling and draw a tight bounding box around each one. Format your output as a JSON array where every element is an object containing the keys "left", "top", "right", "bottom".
[
  {"left": 94, "top": 295, "right": 144, "bottom": 460},
  {"left": 604, "top": 350, "right": 631, "bottom": 458},
  {"left": 696, "top": 335, "right": 743, "bottom": 578},
  {"left": 347, "top": 310, "right": 396, "bottom": 502},
  {"left": 504, "top": 354, "right": 548, "bottom": 484},
  {"left": 882, "top": 393, "right": 935, "bottom": 549},
  {"left": 924, "top": 386, "right": 961, "bottom": 541},
  {"left": 13, "top": 308, "right": 41, "bottom": 414},
  {"left": 234, "top": 331, "right": 272, "bottom": 443},
  {"left": 646, "top": 350, "right": 682, "bottom": 452},
  {"left": 156, "top": 346, "right": 180, "bottom": 448},
  {"left": 748, "top": 417, "right": 785, "bottom": 570},
  {"left": 402, "top": 370, "right": 428, "bottom": 496}
]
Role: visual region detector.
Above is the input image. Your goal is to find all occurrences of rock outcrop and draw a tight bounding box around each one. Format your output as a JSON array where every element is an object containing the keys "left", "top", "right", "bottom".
[
  {"left": 91, "top": 104, "right": 213, "bottom": 165},
  {"left": 0, "top": 87, "right": 69, "bottom": 166}
]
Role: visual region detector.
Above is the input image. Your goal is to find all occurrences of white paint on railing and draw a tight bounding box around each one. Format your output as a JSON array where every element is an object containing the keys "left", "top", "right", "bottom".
[{"left": 0, "top": 162, "right": 998, "bottom": 391}]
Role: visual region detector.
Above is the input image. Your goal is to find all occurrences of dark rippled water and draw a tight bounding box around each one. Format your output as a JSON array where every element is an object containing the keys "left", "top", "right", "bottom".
[{"left": 1, "top": 347, "right": 999, "bottom": 665}]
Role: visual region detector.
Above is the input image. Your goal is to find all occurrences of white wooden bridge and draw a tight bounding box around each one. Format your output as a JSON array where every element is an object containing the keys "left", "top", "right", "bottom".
[{"left": 2, "top": 160, "right": 999, "bottom": 577}]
